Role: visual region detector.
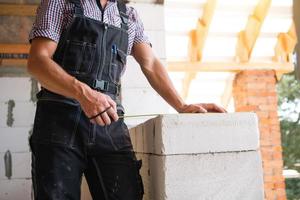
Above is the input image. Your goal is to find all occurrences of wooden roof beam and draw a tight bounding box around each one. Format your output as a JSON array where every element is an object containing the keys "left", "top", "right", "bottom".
[
  {"left": 0, "top": 44, "right": 30, "bottom": 67},
  {"left": 0, "top": 4, "right": 37, "bottom": 16},
  {"left": 235, "top": 0, "right": 272, "bottom": 62},
  {"left": 167, "top": 61, "right": 294, "bottom": 74},
  {"left": 182, "top": 0, "right": 217, "bottom": 99},
  {"left": 0, "top": 44, "right": 30, "bottom": 54},
  {"left": 273, "top": 22, "right": 297, "bottom": 80},
  {"left": 274, "top": 22, "right": 298, "bottom": 63}
]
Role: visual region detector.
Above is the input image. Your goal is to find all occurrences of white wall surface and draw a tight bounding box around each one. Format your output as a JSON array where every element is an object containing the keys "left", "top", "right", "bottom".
[
  {"left": 122, "top": 3, "right": 170, "bottom": 127},
  {"left": 0, "top": 77, "right": 34, "bottom": 200}
]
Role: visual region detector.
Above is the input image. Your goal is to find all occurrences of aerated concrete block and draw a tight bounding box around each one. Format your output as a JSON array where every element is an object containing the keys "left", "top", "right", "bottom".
[
  {"left": 0, "top": 102, "right": 7, "bottom": 127},
  {"left": 0, "top": 179, "right": 32, "bottom": 200},
  {"left": 0, "top": 78, "right": 32, "bottom": 101},
  {"left": 130, "top": 113, "right": 260, "bottom": 155},
  {"left": 130, "top": 3, "right": 165, "bottom": 31},
  {"left": 122, "top": 57, "right": 167, "bottom": 88},
  {"left": 10, "top": 102, "right": 36, "bottom": 128},
  {"left": 0, "top": 127, "right": 31, "bottom": 153},
  {"left": 145, "top": 30, "right": 166, "bottom": 59},
  {"left": 122, "top": 88, "right": 169, "bottom": 116},
  {"left": 136, "top": 152, "right": 264, "bottom": 200},
  {"left": 0, "top": 152, "right": 31, "bottom": 180},
  {"left": 129, "top": 113, "right": 264, "bottom": 200}
]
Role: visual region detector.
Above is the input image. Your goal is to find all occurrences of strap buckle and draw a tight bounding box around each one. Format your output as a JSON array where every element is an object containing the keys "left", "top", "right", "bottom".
[
  {"left": 116, "top": 84, "right": 121, "bottom": 95},
  {"left": 95, "top": 80, "right": 109, "bottom": 91}
]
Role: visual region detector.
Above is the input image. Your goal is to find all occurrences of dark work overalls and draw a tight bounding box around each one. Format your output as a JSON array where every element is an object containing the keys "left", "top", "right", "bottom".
[{"left": 29, "top": 0, "right": 144, "bottom": 199}]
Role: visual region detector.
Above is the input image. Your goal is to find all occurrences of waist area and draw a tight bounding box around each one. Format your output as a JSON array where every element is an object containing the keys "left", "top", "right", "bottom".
[{"left": 36, "top": 88, "right": 124, "bottom": 112}]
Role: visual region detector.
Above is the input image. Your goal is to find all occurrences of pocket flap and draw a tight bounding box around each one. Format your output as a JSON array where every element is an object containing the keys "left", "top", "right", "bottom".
[{"left": 116, "top": 49, "right": 127, "bottom": 65}]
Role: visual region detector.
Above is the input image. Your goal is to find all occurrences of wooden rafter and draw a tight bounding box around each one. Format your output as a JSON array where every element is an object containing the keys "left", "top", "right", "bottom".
[
  {"left": 182, "top": 0, "right": 217, "bottom": 99},
  {"left": 0, "top": 4, "right": 37, "bottom": 16},
  {"left": 274, "top": 22, "right": 298, "bottom": 63},
  {"left": 235, "top": 0, "right": 272, "bottom": 62},
  {"left": 273, "top": 22, "right": 298, "bottom": 80},
  {"left": 0, "top": 44, "right": 30, "bottom": 54},
  {"left": 0, "top": 44, "right": 30, "bottom": 67},
  {"left": 168, "top": 61, "right": 294, "bottom": 74},
  {"left": 220, "top": 75, "right": 234, "bottom": 108}
]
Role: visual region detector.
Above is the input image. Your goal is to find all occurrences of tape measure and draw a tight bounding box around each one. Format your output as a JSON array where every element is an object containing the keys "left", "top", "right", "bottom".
[{"left": 119, "top": 114, "right": 161, "bottom": 119}]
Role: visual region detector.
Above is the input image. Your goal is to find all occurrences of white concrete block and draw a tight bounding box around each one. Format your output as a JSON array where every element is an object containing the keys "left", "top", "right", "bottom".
[
  {"left": 135, "top": 152, "right": 264, "bottom": 200},
  {"left": 122, "top": 88, "right": 170, "bottom": 127},
  {"left": 0, "top": 152, "right": 31, "bottom": 180},
  {"left": 122, "top": 88, "right": 169, "bottom": 114},
  {"left": 145, "top": 30, "right": 166, "bottom": 59},
  {"left": 0, "top": 179, "right": 32, "bottom": 200},
  {"left": 122, "top": 57, "right": 167, "bottom": 89},
  {"left": 0, "top": 78, "right": 32, "bottom": 101},
  {"left": 0, "top": 102, "right": 7, "bottom": 127},
  {"left": 0, "top": 128, "right": 31, "bottom": 153},
  {"left": 163, "top": 152, "right": 263, "bottom": 200},
  {"left": 129, "top": 3, "right": 165, "bottom": 31},
  {"left": 11, "top": 102, "right": 36, "bottom": 128},
  {"left": 122, "top": 57, "right": 151, "bottom": 89},
  {"left": 130, "top": 113, "right": 260, "bottom": 155}
]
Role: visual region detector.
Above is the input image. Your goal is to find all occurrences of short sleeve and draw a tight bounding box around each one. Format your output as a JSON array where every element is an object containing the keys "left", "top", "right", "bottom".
[
  {"left": 129, "top": 7, "right": 151, "bottom": 46},
  {"left": 29, "top": 0, "right": 66, "bottom": 43}
]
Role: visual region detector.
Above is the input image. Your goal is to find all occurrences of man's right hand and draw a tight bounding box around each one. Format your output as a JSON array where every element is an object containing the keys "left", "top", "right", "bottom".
[{"left": 77, "top": 85, "right": 119, "bottom": 126}]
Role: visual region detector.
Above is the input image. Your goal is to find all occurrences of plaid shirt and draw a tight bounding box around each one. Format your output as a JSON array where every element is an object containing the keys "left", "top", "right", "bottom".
[{"left": 29, "top": 0, "right": 150, "bottom": 54}]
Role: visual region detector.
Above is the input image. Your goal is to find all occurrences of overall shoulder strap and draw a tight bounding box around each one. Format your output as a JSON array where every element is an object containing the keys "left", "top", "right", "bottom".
[
  {"left": 69, "top": 0, "right": 84, "bottom": 16},
  {"left": 117, "top": 0, "right": 129, "bottom": 30}
]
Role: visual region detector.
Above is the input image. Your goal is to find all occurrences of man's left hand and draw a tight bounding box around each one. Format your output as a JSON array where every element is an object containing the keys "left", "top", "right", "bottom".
[{"left": 177, "top": 103, "right": 227, "bottom": 113}]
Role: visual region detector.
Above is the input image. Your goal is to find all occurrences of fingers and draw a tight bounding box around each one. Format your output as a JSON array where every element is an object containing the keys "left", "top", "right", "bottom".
[
  {"left": 194, "top": 105, "right": 208, "bottom": 113},
  {"left": 202, "top": 103, "right": 227, "bottom": 113},
  {"left": 89, "top": 101, "right": 118, "bottom": 126},
  {"left": 89, "top": 106, "right": 114, "bottom": 126},
  {"left": 100, "top": 111, "right": 112, "bottom": 125},
  {"left": 179, "top": 104, "right": 207, "bottom": 113},
  {"left": 179, "top": 103, "right": 226, "bottom": 113},
  {"left": 94, "top": 116, "right": 105, "bottom": 126},
  {"left": 106, "top": 106, "right": 119, "bottom": 122},
  {"left": 106, "top": 97, "right": 117, "bottom": 113}
]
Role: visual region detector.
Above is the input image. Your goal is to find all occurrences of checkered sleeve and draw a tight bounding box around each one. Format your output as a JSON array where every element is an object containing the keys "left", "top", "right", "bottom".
[
  {"left": 29, "top": 0, "right": 66, "bottom": 43},
  {"left": 129, "top": 7, "right": 151, "bottom": 46}
]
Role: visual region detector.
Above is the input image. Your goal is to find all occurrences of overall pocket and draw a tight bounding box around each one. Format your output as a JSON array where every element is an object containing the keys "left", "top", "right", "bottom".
[
  {"left": 109, "top": 45, "right": 127, "bottom": 84},
  {"left": 31, "top": 100, "right": 81, "bottom": 146},
  {"left": 62, "top": 40, "right": 96, "bottom": 74}
]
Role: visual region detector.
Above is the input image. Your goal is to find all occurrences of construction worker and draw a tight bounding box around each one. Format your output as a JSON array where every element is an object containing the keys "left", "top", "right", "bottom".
[{"left": 27, "top": 0, "right": 226, "bottom": 199}]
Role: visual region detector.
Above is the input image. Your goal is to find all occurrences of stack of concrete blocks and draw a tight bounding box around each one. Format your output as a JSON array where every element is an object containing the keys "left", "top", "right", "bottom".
[{"left": 129, "top": 113, "right": 264, "bottom": 200}]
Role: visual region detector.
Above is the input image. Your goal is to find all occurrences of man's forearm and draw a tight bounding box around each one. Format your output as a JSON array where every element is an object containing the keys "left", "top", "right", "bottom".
[
  {"left": 27, "top": 54, "right": 88, "bottom": 101},
  {"left": 141, "top": 58, "right": 186, "bottom": 112}
]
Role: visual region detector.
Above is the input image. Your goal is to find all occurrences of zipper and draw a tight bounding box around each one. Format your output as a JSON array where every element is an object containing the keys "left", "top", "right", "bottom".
[{"left": 96, "top": 24, "right": 108, "bottom": 79}]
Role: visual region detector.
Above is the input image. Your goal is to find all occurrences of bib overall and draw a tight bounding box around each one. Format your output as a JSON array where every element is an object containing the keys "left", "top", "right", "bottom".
[{"left": 29, "top": 0, "right": 144, "bottom": 199}]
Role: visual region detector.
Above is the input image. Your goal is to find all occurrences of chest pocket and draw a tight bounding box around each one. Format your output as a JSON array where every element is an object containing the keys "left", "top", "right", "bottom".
[
  {"left": 62, "top": 40, "right": 96, "bottom": 74},
  {"left": 109, "top": 45, "right": 127, "bottom": 84}
]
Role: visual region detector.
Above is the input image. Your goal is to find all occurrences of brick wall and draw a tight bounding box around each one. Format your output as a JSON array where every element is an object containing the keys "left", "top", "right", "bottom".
[{"left": 233, "top": 70, "right": 286, "bottom": 200}]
